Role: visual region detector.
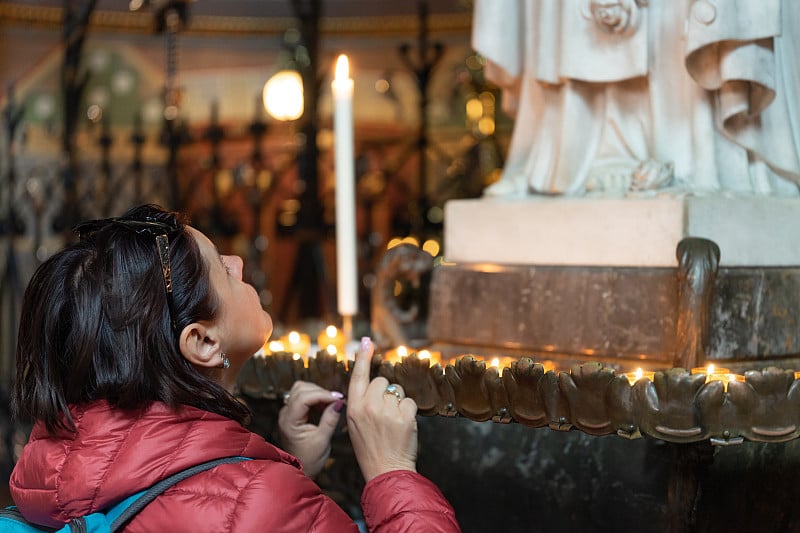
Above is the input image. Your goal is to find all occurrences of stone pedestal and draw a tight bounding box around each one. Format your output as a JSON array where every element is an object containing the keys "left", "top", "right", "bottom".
[
  {"left": 359, "top": 194, "right": 800, "bottom": 533},
  {"left": 444, "top": 195, "right": 800, "bottom": 267},
  {"left": 428, "top": 195, "right": 800, "bottom": 370},
  {"left": 427, "top": 262, "right": 800, "bottom": 367}
]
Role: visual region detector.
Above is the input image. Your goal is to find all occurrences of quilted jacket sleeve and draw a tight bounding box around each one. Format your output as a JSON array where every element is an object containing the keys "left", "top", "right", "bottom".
[{"left": 361, "top": 471, "right": 461, "bottom": 533}]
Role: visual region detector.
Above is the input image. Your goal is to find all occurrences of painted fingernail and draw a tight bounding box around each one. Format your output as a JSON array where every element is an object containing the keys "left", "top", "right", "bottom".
[
  {"left": 333, "top": 400, "right": 345, "bottom": 413},
  {"left": 361, "top": 336, "right": 372, "bottom": 351},
  {"left": 331, "top": 391, "right": 344, "bottom": 399}
]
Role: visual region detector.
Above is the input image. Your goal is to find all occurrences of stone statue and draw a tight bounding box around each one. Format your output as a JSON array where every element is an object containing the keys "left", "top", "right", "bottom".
[{"left": 472, "top": 0, "right": 800, "bottom": 197}]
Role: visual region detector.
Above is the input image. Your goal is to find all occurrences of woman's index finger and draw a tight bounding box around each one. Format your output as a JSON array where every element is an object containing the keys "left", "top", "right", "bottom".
[{"left": 348, "top": 337, "right": 374, "bottom": 399}]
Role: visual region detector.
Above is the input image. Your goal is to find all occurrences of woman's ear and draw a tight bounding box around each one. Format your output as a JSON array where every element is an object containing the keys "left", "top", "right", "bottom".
[{"left": 179, "top": 321, "right": 221, "bottom": 367}]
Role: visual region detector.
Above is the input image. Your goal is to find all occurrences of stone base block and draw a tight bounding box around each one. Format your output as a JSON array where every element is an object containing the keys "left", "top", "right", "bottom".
[
  {"left": 444, "top": 195, "right": 800, "bottom": 267},
  {"left": 427, "top": 262, "right": 800, "bottom": 368}
]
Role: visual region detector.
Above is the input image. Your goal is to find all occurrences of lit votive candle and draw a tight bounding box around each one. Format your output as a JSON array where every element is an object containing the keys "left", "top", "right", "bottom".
[
  {"left": 283, "top": 331, "right": 311, "bottom": 358},
  {"left": 489, "top": 357, "right": 512, "bottom": 376},
  {"left": 266, "top": 340, "right": 285, "bottom": 354},
  {"left": 691, "top": 364, "right": 731, "bottom": 377},
  {"left": 706, "top": 372, "right": 745, "bottom": 392},
  {"left": 317, "top": 325, "right": 347, "bottom": 355},
  {"left": 385, "top": 345, "right": 409, "bottom": 365},
  {"left": 541, "top": 360, "right": 556, "bottom": 373},
  {"left": 795, "top": 371, "right": 800, "bottom": 381},
  {"left": 623, "top": 368, "right": 655, "bottom": 386},
  {"left": 416, "top": 349, "right": 441, "bottom": 366}
]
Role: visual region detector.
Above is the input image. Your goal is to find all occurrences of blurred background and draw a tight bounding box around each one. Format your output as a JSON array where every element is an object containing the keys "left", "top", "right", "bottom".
[{"left": 0, "top": 0, "right": 510, "bottom": 505}]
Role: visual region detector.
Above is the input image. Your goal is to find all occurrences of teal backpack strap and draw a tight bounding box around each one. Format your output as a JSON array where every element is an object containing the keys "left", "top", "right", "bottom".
[
  {"left": 1, "top": 456, "right": 251, "bottom": 532},
  {"left": 104, "top": 456, "right": 251, "bottom": 532},
  {"left": 0, "top": 506, "right": 58, "bottom": 532}
]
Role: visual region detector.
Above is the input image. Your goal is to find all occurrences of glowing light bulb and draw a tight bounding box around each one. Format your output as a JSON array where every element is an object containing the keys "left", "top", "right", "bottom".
[{"left": 263, "top": 70, "right": 304, "bottom": 121}]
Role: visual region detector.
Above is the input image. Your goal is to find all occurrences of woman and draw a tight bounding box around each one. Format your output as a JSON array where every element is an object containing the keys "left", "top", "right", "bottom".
[{"left": 10, "top": 204, "right": 459, "bottom": 532}]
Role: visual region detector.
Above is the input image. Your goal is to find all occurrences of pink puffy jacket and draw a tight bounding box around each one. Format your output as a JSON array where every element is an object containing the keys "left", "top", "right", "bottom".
[{"left": 10, "top": 401, "right": 460, "bottom": 532}]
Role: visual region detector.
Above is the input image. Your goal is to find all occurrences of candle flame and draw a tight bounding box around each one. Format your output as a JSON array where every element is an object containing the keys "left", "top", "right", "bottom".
[
  {"left": 326, "top": 344, "right": 338, "bottom": 356},
  {"left": 490, "top": 357, "right": 500, "bottom": 368},
  {"left": 288, "top": 331, "right": 300, "bottom": 344},
  {"left": 418, "top": 350, "right": 431, "bottom": 360},
  {"left": 624, "top": 367, "right": 654, "bottom": 386},
  {"left": 326, "top": 325, "right": 338, "bottom": 338},
  {"left": 707, "top": 364, "right": 715, "bottom": 375},
  {"left": 335, "top": 54, "right": 350, "bottom": 81},
  {"left": 397, "top": 345, "right": 408, "bottom": 358},
  {"left": 268, "top": 341, "right": 285, "bottom": 352},
  {"left": 292, "top": 353, "right": 302, "bottom": 361}
]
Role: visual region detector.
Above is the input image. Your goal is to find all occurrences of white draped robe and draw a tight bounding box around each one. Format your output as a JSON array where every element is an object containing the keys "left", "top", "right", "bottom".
[{"left": 473, "top": 0, "right": 800, "bottom": 196}]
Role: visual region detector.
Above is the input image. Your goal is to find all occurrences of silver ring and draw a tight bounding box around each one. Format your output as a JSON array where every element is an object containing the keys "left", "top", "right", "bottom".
[
  {"left": 384, "top": 383, "right": 402, "bottom": 399},
  {"left": 282, "top": 391, "right": 291, "bottom": 405}
]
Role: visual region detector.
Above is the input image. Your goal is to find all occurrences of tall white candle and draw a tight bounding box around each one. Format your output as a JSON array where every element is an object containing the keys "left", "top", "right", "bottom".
[{"left": 331, "top": 54, "right": 358, "bottom": 318}]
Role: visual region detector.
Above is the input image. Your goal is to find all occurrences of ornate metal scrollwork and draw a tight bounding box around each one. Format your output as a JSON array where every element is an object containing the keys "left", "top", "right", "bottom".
[
  {"left": 674, "top": 237, "right": 720, "bottom": 370},
  {"left": 370, "top": 243, "right": 434, "bottom": 351}
]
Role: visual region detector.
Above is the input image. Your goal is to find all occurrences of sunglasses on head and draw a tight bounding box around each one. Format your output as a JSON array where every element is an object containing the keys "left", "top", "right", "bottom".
[{"left": 73, "top": 215, "right": 181, "bottom": 335}]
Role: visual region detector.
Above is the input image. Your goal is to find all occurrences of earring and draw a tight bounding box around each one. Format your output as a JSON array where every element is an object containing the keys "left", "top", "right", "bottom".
[{"left": 220, "top": 353, "right": 230, "bottom": 369}]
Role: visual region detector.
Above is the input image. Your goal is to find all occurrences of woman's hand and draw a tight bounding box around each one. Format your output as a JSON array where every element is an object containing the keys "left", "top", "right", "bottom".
[
  {"left": 346, "top": 337, "right": 418, "bottom": 482},
  {"left": 278, "top": 381, "right": 345, "bottom": 478}
]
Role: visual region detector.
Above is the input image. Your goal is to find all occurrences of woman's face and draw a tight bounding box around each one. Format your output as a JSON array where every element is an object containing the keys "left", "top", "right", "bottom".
[{"left": 188, "top": 227, "right": 273, "bottom": 361}]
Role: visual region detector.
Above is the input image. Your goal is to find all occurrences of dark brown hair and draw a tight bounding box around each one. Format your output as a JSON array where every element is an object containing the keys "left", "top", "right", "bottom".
[{"left": 12, "top": 204, "right": 250, "bottom": 433}]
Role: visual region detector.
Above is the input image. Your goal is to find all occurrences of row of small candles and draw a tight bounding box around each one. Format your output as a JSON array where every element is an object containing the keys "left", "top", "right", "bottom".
[
  {"left": 257, "top": 332, "right": 762, "bottom": 393},
  {"left": 257, "top": 330, "right": 758, "bottom": 388},
  {"left": 257, "top": 327, "right": 444, "bottom": 365},
  {"left": 258, "top": 328, "right": 560, "bottom": 376},
  {"left": 625, "top": 364, "right": 746, "bottom": 391}
]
